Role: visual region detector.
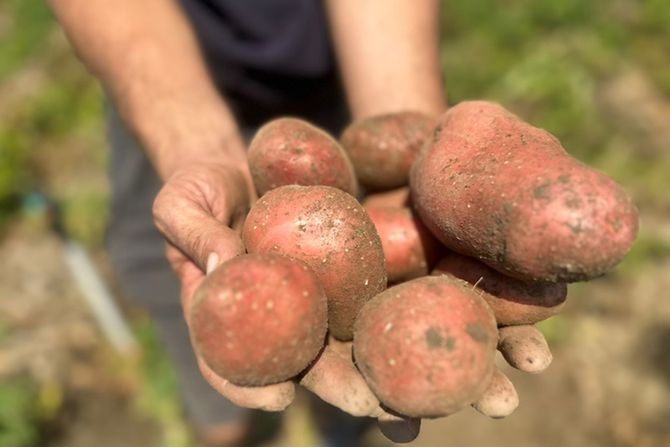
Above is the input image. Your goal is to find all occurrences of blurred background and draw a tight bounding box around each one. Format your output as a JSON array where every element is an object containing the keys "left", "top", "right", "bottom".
[{"left": 1, "top": 0, "right": 669, "bottom": 446}]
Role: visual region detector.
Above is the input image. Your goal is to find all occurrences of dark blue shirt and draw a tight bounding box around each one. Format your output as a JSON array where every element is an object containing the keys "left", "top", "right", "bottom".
[{"left": 179, "top": 0, "right": 347, "bottom": 129}]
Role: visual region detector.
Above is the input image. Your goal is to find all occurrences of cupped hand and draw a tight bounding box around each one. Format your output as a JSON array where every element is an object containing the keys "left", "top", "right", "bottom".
[
  {"left": 151, "top": 160, "right": 415, "bottom": 427},
  {"left": 152, "top": 160, "right": 296, "bottom": 410}
]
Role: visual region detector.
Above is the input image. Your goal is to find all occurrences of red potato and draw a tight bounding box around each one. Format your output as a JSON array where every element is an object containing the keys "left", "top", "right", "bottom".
[
  {"left": 365, "top": 206, "right": 440, "bottom": 283},
  {"left": 432, "top": 252, "right": 567, "bottom": 326},
  {"left": 410, "top": 100, "right": 639, "bottom": 282},
  {"left": 242, "top": 185, "right": 387, "bottom": 340},
  {"left": 190, "top": 253, "right": 327, "bottom": 386},
  {"left": 353, "top": 276, "right": 497, "bottom": 418},
  {"left": 341, "top": 112, "right": 434, "bottom": 190},
  {"left": 362, "top": 187, "right": 411, "bottom": 209},
  {"left": 248, "top": 118, "right": 358, "bottom": 196}
]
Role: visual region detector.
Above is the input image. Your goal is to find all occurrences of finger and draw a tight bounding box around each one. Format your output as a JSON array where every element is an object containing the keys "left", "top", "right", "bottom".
[
  {"left": 498, "top": 325, "right": 552, "bottom": 373},
  {"left": 299, "top": 343, "right": 381, "bottom": 417},
  {"left": 377, "top": 410, "right": 421, "bottom": 444},
  {"left": 197, "top": 358, "right": 295, "bottom": 412},
  {"left": 326, "top": 334, "right": 354, "bottom": 357},
  {"left": 153, "top": 164, "right": 249, "bottom": 271},
  {"left": 472, "top": 368, "right": 519, "bottom": 418}
]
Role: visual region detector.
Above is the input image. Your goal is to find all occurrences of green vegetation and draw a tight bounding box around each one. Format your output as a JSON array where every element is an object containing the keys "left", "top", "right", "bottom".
[
  {"left": 0, "top": 378, "right": 40, "bottom": 447},
  {"left": 133, "top": 317, "right": 198, "bottom": 447}
]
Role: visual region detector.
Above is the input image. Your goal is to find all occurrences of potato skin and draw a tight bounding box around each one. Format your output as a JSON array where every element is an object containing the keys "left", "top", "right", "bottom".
[
  {"left": 341, "top": 112, "right": 434, "bottom": 190},
  {"left": 410, "top": 100, "right": 639, "bottom": 282},
  {"left": 365, "top": 206, "right": 440, "bottom": 283},
  {"left": 248, "top": 118, "right": 358, "bottom": 197},
  {"left": 362, "top": 187, "right": 410, "bottom": 209},
  {"left": 190, "top": 253, "right": 327, "bottom": 386},
  {"left": 353, "top": 276, "right": 497, "bottom": 418},
  {"left": 432, "top": 253, "right": 567, "bottom": 326},
  {"left": 242, "top": 185, "right": 387, "bottom": 340}
]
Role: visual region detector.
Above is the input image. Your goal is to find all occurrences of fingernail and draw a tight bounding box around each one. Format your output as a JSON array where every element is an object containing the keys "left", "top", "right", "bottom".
[{"left": 206, "top": 252, "right": 220, "bottom": 275}]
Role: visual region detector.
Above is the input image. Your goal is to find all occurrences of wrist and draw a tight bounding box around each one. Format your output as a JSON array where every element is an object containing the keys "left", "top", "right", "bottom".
[{"left": 122, "top": 92, "right": 247, "bottom": 180}]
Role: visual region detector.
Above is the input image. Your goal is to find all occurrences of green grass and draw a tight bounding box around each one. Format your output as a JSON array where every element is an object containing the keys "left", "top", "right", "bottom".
[
  {"left": 0, "top": 378, "right": 43, "bottom": 447},
  {"left": 132, "top": 317, "right": 198, "bottom": 447}
]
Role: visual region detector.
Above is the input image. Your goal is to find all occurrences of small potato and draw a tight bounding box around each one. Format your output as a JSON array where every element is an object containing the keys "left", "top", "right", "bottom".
[
  {"left": 353, "top": 276, "right": 497, "bottom": 418},
  {"left": 248, "top": 118, "right": 358, "bottom": 196},
  {"left": 365, "top": 206, "right": 440, "bottom": 283},
  {"left": 341, "top": 112, "right": 434, "bottom": 190},
  {"left": 243, "top": 185, "right": 387, "bottom": 340},
  {"left": 411, "top": 101, "right": 639, "bottom": 282},
  {"left": 432, "top": 252, "right": 567, "bottom": 326},
  {"left": 362, "top": 187, "right": 410, "bottom": 209},
  {"left": 190, "top": 253, "right": 328, "bottom": 386}
]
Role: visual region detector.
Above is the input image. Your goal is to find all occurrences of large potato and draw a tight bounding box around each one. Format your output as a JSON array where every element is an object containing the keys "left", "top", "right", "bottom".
[
  {"left": 242, "top": 185, "right": 387, "bottom": 340},
  {"left": 190, "top": 253, "right": 327, "bottom": 386},
  {"left": 248, "top": 118, "right": 358, "bottom": 196},
  {"left": 353, "top": 276, "right": 497, "bottom": 418},
  {"left": 411, "top": 100, "right": 638, "bottom": 282}
]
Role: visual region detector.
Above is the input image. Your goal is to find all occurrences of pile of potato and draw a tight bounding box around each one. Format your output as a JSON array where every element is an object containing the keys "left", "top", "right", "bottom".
[{"left": 189, "top": 102, "right": 638, "bottom": 429}]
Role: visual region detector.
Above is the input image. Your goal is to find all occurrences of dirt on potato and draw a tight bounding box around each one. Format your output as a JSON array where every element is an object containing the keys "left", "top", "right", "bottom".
[
  {"left": 242, "top": 185, "right": 387, "bottom": 340},
  {"left": 248, "top": 117, "right": 358, "bottom": 197},
  {"left": 341, "top": 112, "right": 434, "bottom": 191},
  {"left": 190, "top": 253, "right": 328, "bottom": 386},
  {"left": 353, "top": 276, "right": 497, "bottom": 418},
  {"left": 410, "top": 101, "right": 639, "bottom": 282}
]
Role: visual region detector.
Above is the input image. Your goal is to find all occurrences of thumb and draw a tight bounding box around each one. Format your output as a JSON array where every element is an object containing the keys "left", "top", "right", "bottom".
[{"left": 153, "top": 164, "right": 249, "bottom": 270}]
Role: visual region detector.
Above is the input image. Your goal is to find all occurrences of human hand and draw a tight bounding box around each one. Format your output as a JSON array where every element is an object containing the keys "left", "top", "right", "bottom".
[
  {"left": 151, "top": 160, "right": 418, "bottom": 427},
  {"left": 300, "top": 337, "right": 422, "bottom": 443},
  {"left": 472, "top": 324, "right": 553, "bottom": 418},
  {"left": 153, "top": 160, "right": 297, "bottom": 410}
]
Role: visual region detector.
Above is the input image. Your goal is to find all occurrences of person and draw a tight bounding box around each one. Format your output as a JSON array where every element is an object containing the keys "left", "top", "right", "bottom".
[{"left": 48, "top": 1, "right": 551, "bottom": 445}]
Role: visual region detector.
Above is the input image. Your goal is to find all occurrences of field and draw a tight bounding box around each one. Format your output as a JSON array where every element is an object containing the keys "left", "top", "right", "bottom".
[{"left": 1, "top": 0, "right": 669, "bottom": 446}]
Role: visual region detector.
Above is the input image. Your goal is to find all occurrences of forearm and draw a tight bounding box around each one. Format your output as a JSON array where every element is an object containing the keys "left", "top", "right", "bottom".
[
  {"left": 325, "top": 0, "right": 446, "bottom": 120},
  {"left": 49, "top": 0, "right": 245, "bottom": 179}
]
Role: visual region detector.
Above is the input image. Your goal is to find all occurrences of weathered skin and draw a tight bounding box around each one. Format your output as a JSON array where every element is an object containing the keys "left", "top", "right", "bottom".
[
  {"left": 365, "top": 206, "right": 440, "bottom": 283},
  {"left": 498, "top": 325, "right": 553, "bottom": 373},
  {"left": 299, "top": 340, "right": 381, "bottom": 417},
  {"left": 471, "top": 368, "right": 519, "bottom": 418},
  {"left": 432, "top": 252, "right": 567, "bottom": 326},
  {"left": 341, "top": 112, "right": 434, "bottom": 190},
  {"left": 411, "top": 100, "right": 639, "bottom": 282},
  {"left": 248, "top": 118, "right": 358, "bottom": 197},
  {"left": 190, "top": 253, "right": 328, "bottom": 386},
  {"left": 242, "top": 185, "right": 387, "bottom": 340},
  {"left": 353, "top": 276, "right": 497, "bottom": 418}
]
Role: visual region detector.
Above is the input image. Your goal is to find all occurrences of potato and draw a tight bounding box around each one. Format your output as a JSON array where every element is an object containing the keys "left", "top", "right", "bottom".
[
  {"left": 248, "top": 118, "right": 358, "bottom": 196},
  {"left": 353, "top": 276, "right": 497, "bottom": 418},
  {"left": 242, "top": 185, "right": 387, "bottom": 340},
  {"left": 432, "top": 252, "right": 567, "bottom": 326},
  {"left": 410, "top": 100, "right": 639, "bottom": 282},
  {"left": 341, "top": 112, "right": 434, "bottom": 190},
  {"left": 365, "top": 206, "right": 440, "bottom": 283},
  {"left": 362, "top": 187, "right": 410, "bottom": 209},
  {"left": 190, "top": 253, "right": 327, "bottom": 386}
]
